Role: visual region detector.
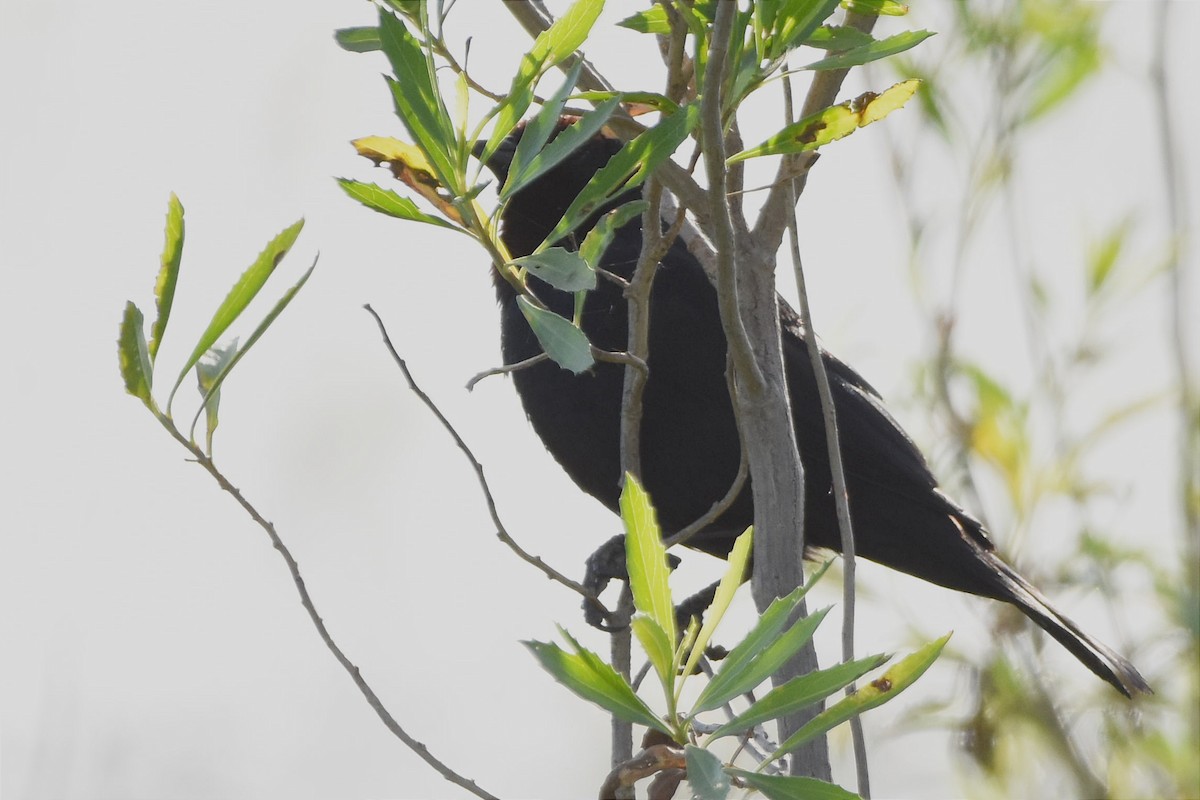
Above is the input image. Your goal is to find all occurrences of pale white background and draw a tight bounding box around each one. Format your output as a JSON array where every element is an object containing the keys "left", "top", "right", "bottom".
[{"left": 2, "top": 1, "right": 1196, "bottom": 798}]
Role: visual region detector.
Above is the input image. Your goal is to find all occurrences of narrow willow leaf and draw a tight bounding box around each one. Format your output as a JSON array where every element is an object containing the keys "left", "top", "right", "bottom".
[
  {"left": 501, "top": 97, "right": 621, "bottom": 203},
  {"left": 802, "top": 30, "right": 933, "bottom": 71},
  {"left": 351, "top": 136, "right": 465, "bottom": 225},
  {"left": 841, "top": 0, "right": 909, "bottom": 15},
  {"left": 168, "top": 219, "right": 304, "bottom": 410},
  {"left": 771, "top": 633, "right": 951, "bottom": 760},
  {"left": 118, "top": 301, "right": 154, "bottom": 406},
  {"left": 516, "top": 296, "right": 594, "bottom": 374},
  {"left": 505, "top": 61, "right": 585, "bottom": 187},
  {"left": 150, "top": 193, "right": 184, "bottom": 360},
  {"left": 378, "top": 10, "right": 458, "bottom": 191},
  {"left": 771, "top": 0, "right": 842, "bottom": 57},
  {"left": 511, "top": 248, "right": 596, "bottom": 292},
  {"left": 727, "top": 770, "right": 860, "bottom": 800},
  {"left": 686, "top": 746, "right": 730, "bottom": 800},
  {"left": 336, "top": 178, "right": 461, "bottom": 230},
  {"left": 571, "top": 90, "right": 679, "bottom": 115},
  {"left": 691, "top": 561, "right": 832, "bottom": 714},
  {"left": 578, "top": 200, "right": 648, "bottom": 268},
  {"left": 729, "top": 80, "right": 919, "bottom": 162},
  {"left": 632, "top": 616, "right": 676, "bottom": 697},
  {"left": 525, "top": 636, "right": 670, "bottom": 734},
  {"left": 540, "top": 103, "right": 700, "bottom": 250},
  {"left": 334, "top": 26, "right": 381, "bottom": 53},
  {"left": 621, "top": 475, "right": 677, "bottom": 646},
  {"left": 804, "top": 25, "right": 875, "bottom": 50},
  {"left": 187, "top": 259, "right": 317, "bottom": 445},
  {"left": 681, "top": 527, "right": 751, "bottom": 681},
  {"left": 196, "top": 339, "right": 238, "bottom": 454},
  {"left": 708, "top": 652, "right": 888, "bottom": 739},
  {"left": 617, "top": 6, "right": 670, "bottom": 34},
  {"left": 528, "top": 0, "right": 605, "bottom": 67}
]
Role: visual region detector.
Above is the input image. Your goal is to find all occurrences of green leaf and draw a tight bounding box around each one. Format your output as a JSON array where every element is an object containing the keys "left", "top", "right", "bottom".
[
  {"left": 501, "top": 97, "right": 622, "bottom": 202},
  {"left": 150, "top": 193, "right": 184, "bottom": 360},
  {"left": 617, "top": 6, "right": 671, "bottom": 34},
  {"left": 195, "top": 339, "right": 238, "bottom": 454},
  {"left": 571, "top": 90, "right": 680, "bottom": 115},
  {"left": 336, "top": 179, "right": 461, "bottom": 230},
  {"left": 804, "top": 25, "right": 875, "bottom": 50},
  {"left": 841, "top": 0, "right": 909, "bottom": 15},
  {"left": 691, "top": 561, "right": 832, "bottom": 714},
  {"left": 686, "top": 746, "right": 731, "bottom": 800},
  {"left": 511, "top": 248, "right": 596, "bottom": 292},
  {"left": 118, "top": 301, "right": 154, "bottom": 406},
  {"left": 769, "top": 0, "right": 842, "bottom": 57},
  {"left": 527, "top": 0, "right": 605, "bottom": 68},
  {"left": 168, "top": 219, "right": 304, "bottom": 412},
  {"left": 578, "top": 200, "right": 648, "bottom": 268},
  {"left": 729, "top": 80, "right": 919, "bottom": 162},
  {"left": 621, "top": 474, "right": 677, "bottom": 646},
  {"left": 540, "top": 103, "right": 700, "bottom": 250},
  {"left": 525, "top": 633, "right": 671, "bottom": 734},
  {"left": 681, "top": 527, "right": 751, "bottom": 681},
  {"left": 187, "top": 258, "right": 317, "bottom": 446},
  {"left": 727, "top": 770, "right": 860, "bottom": 800},
  {"left": 378, "top": 10, "right": 459, "bottom": 191},
  {"left": 632, "top": 616, "right": 677, "bottom": 697},
  {"left": 801, "top": 30, "right": 934, "bottom": 71},
  {"left": 502, "top": 61, "right": 585, "bottom": 194},
  {"left": 709, "top": 651, "right": 889, "bottom": 739},
  {"left": 516, "top": 296, "right": 594, "bottom": 374},
  {"left": 334, "top": 26, "right": 381, "bottom": 53},
  {"left": 1086, "top": 218, "right": 1131, "bottom": 296},
  {"left": 771, "top": 633, "right": 951, "bottom": 760}
]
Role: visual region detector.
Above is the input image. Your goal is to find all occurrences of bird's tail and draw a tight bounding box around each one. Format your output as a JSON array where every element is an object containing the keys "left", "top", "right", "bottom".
[{"left": 984, "top": 551, "right": 1151, "bottom": 697}]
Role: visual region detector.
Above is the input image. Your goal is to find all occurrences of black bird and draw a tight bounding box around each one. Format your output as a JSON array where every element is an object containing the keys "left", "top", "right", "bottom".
[{"left": 480, "top": 122, "right": 1150, "bottom": 697}]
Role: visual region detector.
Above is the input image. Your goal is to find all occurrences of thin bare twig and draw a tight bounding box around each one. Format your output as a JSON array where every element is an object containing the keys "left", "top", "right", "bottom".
[
  {"left": 465, "top": 352, "right": 549, "bottom": 391},
  {"left": 155, "top": 421, "right": 498, "bottom": 800},
  {"left": 365, "top": 304, "right": 608, "bottom": 621}
]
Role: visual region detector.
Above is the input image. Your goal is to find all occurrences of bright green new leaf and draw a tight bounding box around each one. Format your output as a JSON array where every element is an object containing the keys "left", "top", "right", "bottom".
[
  {"left": 511, "top": 248, "right": 596, "bottom": 292},
  {"left": 187, "top": 258, "right": 317, "bottom": 447},
  {"left": 168, "top": 219, "right": 304, "bottom": 412},
  {"left": 632, "top": 615, "right": 677, "bottom": 696},
  {"left": 527, "top": 0, "right": 605, "bottom": 68},
  {"left": 516, "top": 296, "right": 594, "bottom": 374},
  {"left": 686, "top": 746, "right": 730, "bottom": 800},
  {"left": 334, "top": 26, "right": 381, "bottom": 53},
  {"left": 681, "top": 527, "right": 751, "bottom": 681},
  {"left": 336, "top": 179, "right": 461, "bottom": 231},
  {"left": 841, "top": 0, "right": 909, "bottom": 15},
  {"left": 729, "top": 80, "right": 919, "bottom": 162},
  {"left": 525, "top": 633, "right": 670, "bottom": 734},
  {"left": 621, "top": 474, "right": 676, "bottom": 646},
  {"left": 708, "top": 651, "right": 888, "bottom": 739},
  {"left": 578, "top": 200, "right": 648, "bottom": 268},
  {"left": 691, "top": 561, "right": 831, "bottom": 714},
  {"left": 617, "top": 6, "right": 670, "bottom": 34},
  {"left": 802, "top": 30, "right": 934, "bottom": 71},
  {"left": 150, "top": 193, "right": 184, "bottom": 360},
  {"left": 539, "top": 103, "right": 700, "bottom": 250},
  {"left": 772, "top": 633, "right": 951, "bottom": 760},
  {"left": 118, "top": 301, "right": 154, "bottom": 406},
  {"left": 727, "top": 770, "right": 860, "bottom": 800}
]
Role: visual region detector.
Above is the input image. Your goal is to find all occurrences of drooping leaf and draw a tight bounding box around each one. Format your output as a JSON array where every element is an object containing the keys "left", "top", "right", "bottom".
[
  {"left": 727, "top": 770, "right": 860, "bottom": 800},
  {"left": 511, "top": 248, "right": 596, "bottom": 292},
  {"left": 195, "top": 339, "right": 238, "bottom": 454},
  {"left": 150, "top": 193, "right": 184, "bottom": 360},
  {"left": 334, "top": 26, "right": 381, "bottom": 53},
  {"left": 686, "top": 746, "right": 731, "bottom": 800},
  {"left": 168, "top": 219, "right": 304, "bottom": 411},
  {"left": 771, "top": 634, "right": 951, "bottom": 760},
  {"left": 337, "top": 179, "right": 462, "bottom": 230},
  {"left": 621, "top": 474, "right": 677, "bottom": 647},
  {"left": 539, "top": 103, "right": 700, "bottom": 250},
  {"left": 729, "top": 80, "right": 919, "bottom": 162},
  {"left": 801, "top": 30, "right": 934, "bottom": 71},
  {"left": 516, "top": 296, "right": 594, "bottom": 374},
  {"left": 525, "top": 632, "right": 670, "bottom": 734},
  {"left": 118, "top": 301, "right": 154, "bottom": 406},
  {"left": 708, "top": 651, "right": 889, "bottom": 739}
]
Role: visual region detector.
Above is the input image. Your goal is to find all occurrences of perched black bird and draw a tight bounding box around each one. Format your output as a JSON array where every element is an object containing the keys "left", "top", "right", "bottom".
[{"left": 481, "top": 123, "right": 1150, "bottom": 697}]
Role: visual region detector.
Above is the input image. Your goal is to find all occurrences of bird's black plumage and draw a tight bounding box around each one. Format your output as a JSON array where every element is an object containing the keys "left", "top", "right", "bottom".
[{"left": 482, "top": 124, "right": 1150, "bottom": 697}]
